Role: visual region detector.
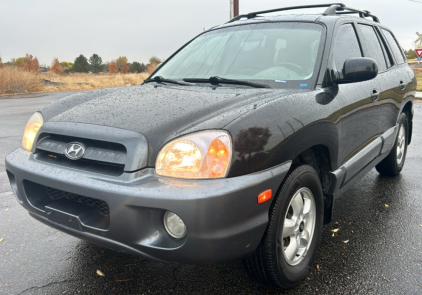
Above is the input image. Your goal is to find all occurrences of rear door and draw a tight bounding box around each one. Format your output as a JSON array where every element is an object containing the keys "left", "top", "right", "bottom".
[
  {"left": 332, "top": 22, "right": 381, "bottom": 173},
  {"left": 355, "top": 24, "right": 404, "bottom": 147}
]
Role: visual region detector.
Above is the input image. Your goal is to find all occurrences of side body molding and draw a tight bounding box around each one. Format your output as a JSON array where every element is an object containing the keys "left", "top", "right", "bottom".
[{"left": 329, "top": 125, "right": 398, "bottom": 199}]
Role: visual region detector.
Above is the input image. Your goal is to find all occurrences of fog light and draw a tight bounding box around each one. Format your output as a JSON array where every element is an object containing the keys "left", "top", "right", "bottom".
[{"left": 164, "top": 211, "right": 187, "bottom": 239}]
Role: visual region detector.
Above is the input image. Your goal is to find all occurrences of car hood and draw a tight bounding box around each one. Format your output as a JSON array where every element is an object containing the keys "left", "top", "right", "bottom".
[{"left": 42, "top": 84, "right": 301, "bottom": 139}]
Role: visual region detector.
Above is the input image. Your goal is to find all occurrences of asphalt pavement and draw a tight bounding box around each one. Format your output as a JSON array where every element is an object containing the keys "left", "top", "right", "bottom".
[{"left": 0, "top": 91, "right": 421, "bottom": 294}]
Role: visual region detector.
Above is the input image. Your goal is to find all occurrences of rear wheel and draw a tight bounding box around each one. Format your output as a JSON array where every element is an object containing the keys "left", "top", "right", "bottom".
[
  {"left": 376, "top": 112, "right": 408, "bottom": 176},
  {"left": 244, "top": 165, "right": 324, "bottom": 289}
]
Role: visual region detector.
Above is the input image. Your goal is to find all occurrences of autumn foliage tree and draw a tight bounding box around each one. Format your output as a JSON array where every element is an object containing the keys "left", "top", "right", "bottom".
[
  {"left": 120, "top": 63, "right": 129, "bottom": 73},
  {"left": 22, "top": 54, "right": 40, "bottom": 72},
  {"left": 51, "top": 58, "right": 63, "bottom": 74},
  {"left": 116, "top": 56, "right": 128, "bottom": 71},
  {"left": 108, "top": 62, "right": 118, "bottom": 74}
]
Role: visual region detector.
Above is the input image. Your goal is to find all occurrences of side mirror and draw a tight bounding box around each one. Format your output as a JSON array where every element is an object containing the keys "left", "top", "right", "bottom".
[{"left": 336, "top": 57, "right": 378, "bottom": 84}]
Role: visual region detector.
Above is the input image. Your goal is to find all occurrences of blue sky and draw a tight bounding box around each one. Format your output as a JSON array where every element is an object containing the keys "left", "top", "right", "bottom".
[{"left": 0, "top": 0, "right": 420, "bottom": 66}]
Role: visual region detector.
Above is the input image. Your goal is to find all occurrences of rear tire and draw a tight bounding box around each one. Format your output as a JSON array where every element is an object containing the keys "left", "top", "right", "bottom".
[
  {"left": 244, "top": 165, "right": 324, "bottom": 289},
  {"left": 376, "top": 112, "right": 408, "bottom": 176}
]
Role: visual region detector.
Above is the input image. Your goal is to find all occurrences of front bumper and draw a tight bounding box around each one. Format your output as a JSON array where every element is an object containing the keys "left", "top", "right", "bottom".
[{"left": 5, "top": 148, "right": 290, "bottom": 264}]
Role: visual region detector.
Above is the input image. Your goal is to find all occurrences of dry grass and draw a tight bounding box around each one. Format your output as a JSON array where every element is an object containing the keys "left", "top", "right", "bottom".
[
  {"left": 0, "top": 67, "right": 150, "bottom": 96},
  {"left": 413, "top": 69, "right": 422, "bottom": 91},
  {"left": 0, "top": 67, "right": 44, "bottom": 95},
  {"left": 416, "top": 75, "right": 422, "bottom": 91},
  {"left": 42, "top": 72, "right": 149, "bottom": 92}
]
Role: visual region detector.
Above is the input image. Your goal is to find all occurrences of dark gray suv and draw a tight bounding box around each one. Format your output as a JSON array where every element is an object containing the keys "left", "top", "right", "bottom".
[{"left": 5, "top": 3, "right": 416, "bottom": 288}]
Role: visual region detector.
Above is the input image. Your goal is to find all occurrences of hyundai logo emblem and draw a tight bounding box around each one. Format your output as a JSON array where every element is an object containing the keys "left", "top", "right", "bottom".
[{"left": 64, "top": 142, "right": 86, "bottom": 160}]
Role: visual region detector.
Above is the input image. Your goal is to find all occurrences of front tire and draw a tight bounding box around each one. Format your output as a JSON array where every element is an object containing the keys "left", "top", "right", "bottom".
[
  {"left": 244, "top": 165, "right": 324, "bottom": 289},
  {"left": 376, "top": 112, "right": 408, "bottom": 176}
]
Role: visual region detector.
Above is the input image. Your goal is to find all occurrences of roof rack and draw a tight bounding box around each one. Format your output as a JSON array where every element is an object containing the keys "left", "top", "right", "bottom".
[{"left": 227, "top": 3, "right": 380, "bottom": 23}]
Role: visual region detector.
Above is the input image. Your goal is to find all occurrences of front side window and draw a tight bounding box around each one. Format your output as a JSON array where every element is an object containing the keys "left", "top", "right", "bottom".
[
  {"left": 153, "top": 22, "right": 325, "bottom": 88},
  {"left": 332, "top": 24, "right": 362, "bottom": 70}
]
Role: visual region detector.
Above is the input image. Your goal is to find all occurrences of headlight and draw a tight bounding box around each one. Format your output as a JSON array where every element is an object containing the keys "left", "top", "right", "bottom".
[
  {"left": 22, "top": 112, "right": 43, "bottom": 151},
  {"left": 156, "top": 131, "right": 232, "bottom": 179}
]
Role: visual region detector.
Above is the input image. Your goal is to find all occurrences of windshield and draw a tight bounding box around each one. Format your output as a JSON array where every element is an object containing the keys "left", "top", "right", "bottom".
[{"left": 153, "top": 22, "right": 324, "bottom": 89}]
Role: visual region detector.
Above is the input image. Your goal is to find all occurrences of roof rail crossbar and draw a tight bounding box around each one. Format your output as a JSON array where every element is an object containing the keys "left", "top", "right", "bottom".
[
  {"left": 334, "top": 7, "right": 379, "bottom": 22},
  {"left": 227, "top": 3, "right": 346, "bottom": 23},
  {"left": 323, "top": 4, "right": 345, "bottom": 15},
  {"left": 227, "top": 3, "right": 380, "bottom": 24}
]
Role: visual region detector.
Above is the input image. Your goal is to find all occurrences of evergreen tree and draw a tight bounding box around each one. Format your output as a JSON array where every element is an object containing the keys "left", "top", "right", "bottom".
[
  {"left": 129, "top": 62, "right": 147, "bottom": 73},
  {"left": 73, "top": 54, "right": 90, "bottom": 72},
  {"left": 89, "top": 54, "right": 103, "bottom": 73}
]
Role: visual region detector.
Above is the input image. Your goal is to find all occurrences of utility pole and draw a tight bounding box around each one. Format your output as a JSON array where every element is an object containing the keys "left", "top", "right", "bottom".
[{"left": 230, "top": 0, "right": 239, "bottom": 19}]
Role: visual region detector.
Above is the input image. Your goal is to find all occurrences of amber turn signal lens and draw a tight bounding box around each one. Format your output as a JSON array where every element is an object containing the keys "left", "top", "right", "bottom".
[
  {"left": 22, "top": 112, "right": 43, "bottom": 151},
  {"left": 258, "top": 189, "right": 272, "bottom": 203},
  {"left": 206, "top": 138, "right": 230, "bottom": 178}
]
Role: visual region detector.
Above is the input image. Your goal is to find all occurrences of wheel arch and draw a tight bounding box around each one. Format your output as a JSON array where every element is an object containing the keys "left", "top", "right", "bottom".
[{"left": 271, "top": 144, "right": 335, "bottom": 224}]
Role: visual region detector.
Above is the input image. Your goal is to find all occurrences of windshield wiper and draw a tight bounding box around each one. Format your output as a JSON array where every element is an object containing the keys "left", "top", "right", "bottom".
[
  {"left": 144, "top": 76, "right": 194, "bottom": 86},
  {"left": 183, "top": 76, "right": 270, "bottom": 88}
]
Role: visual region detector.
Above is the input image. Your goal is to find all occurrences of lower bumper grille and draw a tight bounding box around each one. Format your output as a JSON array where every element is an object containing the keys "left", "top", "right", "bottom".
[
  {"left": 45, "top": 187, "right": 109, "bottom": 216},
  {"left": 24, "top": 181, "right": 110, "bottom": 230}
]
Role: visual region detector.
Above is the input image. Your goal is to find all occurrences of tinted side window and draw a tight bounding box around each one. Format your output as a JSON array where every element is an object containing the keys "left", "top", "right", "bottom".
[
  {"left": 382, "top": 29, "right": 406, "bottom": 64},
  {"left": 358, "top": 24, "right": 387, "bottom": 71},
  {"left": 333, "top": 24, "right": 362, "bottom": 70},
  {"left": 376, "top": 29, "right": 393, "bottom": 68}
]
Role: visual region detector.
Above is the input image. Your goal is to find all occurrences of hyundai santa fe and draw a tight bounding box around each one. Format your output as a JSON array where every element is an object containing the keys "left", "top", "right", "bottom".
[{"left": 5, "top": 3, "right": 416, "bottom": 288}]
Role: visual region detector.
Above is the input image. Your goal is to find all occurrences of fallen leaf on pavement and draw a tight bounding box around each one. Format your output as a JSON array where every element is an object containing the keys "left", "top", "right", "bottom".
[
  {"left": 334, "top": 221, "right": 339, "bottom": 225},
  {"left": 5, "top": 208, "right": 9, "bottom": 212},
  {"left": 343, "top": 240, "right": 349, "bottom": 243},
  {"left": 331, "top": 228, "right": 339, "bottom": 233},
  {"left": 116, "top": 278, "right": 134, "bottom": 282},
  {"left": 385, "top": 204, "right": 389, "bottom": 208},
  {"left": 0, "top": 238, "right": 3, "bottom": 242},
  {"left": 96, "top": 270, "right": 105, "bottom": 276},
  {"left": 317, "top": 265, "right": 321, "bottom": 271}
]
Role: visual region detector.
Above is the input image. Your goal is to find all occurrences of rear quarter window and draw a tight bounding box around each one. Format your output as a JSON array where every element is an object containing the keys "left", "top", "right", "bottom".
[{"left": 382, "top": 29, "right": 406, "bottom": 64}]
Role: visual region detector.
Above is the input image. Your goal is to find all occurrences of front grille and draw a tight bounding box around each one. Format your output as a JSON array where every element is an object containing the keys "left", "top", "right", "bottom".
[
  {"left": 45, "top": 187, "right": 110, "bottom": 216},
  {"left": 35, "top": 134, "right": 127, "bottom": 176}
]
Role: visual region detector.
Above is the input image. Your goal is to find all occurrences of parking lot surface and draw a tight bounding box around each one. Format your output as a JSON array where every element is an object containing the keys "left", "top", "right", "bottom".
[{"left": 1, "top": 91, "right": 421, "bottom": 294}]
